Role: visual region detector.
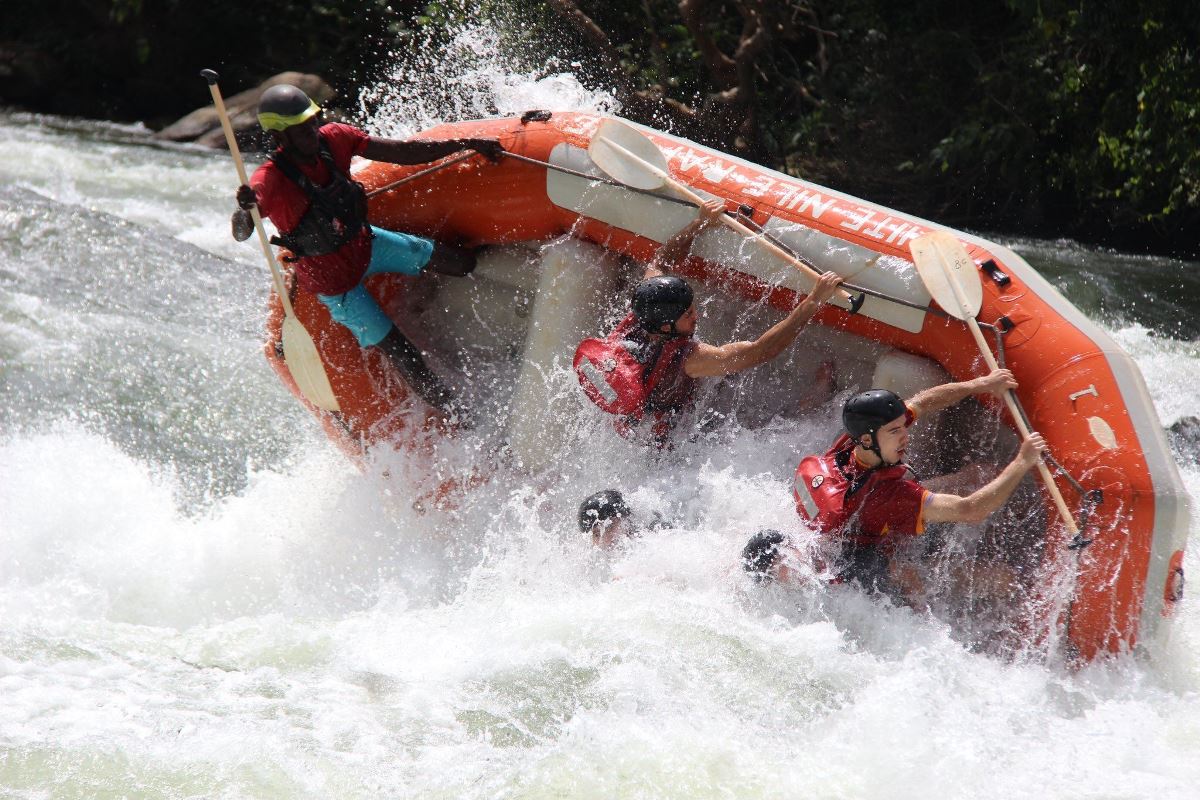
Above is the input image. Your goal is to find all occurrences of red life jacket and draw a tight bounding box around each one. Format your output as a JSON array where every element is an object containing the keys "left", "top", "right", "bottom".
[
  {"left": 794, "top": 434, "right": 912, "bottom": 546},
  {"left": 267, "top": 135, "right": 369, "bottom": 260},
  {"left": 574, "top": 312, "right": 695, "bottom": 429}
]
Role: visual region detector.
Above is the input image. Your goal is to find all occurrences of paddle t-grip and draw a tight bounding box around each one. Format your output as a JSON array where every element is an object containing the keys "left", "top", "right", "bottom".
[{"left": 200, "top": 69, "right": 219, "bottom": 85}]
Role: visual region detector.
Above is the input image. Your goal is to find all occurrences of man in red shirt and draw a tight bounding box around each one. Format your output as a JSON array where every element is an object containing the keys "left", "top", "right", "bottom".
[
  {"left": 575, "top": 198, "right": 843, "bottom": 446},
  {"left": 231, "top": 84, "right": 502, "bottom": 417},
  {"left": 793, "top": 372, "right": 1047, "bottom": 598}
]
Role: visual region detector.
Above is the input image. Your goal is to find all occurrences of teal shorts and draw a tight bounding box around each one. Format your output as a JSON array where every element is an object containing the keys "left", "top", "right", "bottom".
[{"left": 318, "top": 227, "right": 435, "bottom": 347}]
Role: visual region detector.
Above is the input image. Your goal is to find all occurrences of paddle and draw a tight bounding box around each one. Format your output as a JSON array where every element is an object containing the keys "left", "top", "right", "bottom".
[
  {"left": 200, "top": 70, "right": 340, "bottom": 413},
  {"left": 366, "top": 151, "right": 476, "bottom": 198},
  {"left": 588, "top": 119, "right": 865, "bottom": 313},
  {"left": 909, "top": 231, "right": 1079, "bottom": 534}
]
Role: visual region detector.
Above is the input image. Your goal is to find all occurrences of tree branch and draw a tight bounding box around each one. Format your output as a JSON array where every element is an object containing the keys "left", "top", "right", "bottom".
[
  {"left": 678, "top": 0, "right": 737, "bottom": 89},
  {"left": 544, "top": 0, "right": 629, "bottom": 83}
]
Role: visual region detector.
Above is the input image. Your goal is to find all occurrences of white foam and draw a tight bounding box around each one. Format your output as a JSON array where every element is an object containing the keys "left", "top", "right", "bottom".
[{"left": 2, "top": 32, "right": 1199, "bottom": 799}]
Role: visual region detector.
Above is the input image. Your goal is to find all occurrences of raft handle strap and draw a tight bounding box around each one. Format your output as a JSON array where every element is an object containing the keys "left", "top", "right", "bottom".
[
  {"left": 719, "top": 207, "right": 870, "bottom": 317},
  {"left": 980, "top": 258, "right": 1012, "bottom": 287},
  {"left": 1067, "top": 489, "right": 1104, "bottom": 549}
]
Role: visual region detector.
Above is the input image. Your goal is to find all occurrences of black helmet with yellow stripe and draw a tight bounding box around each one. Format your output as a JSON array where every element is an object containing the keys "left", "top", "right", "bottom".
[{"left": 257, "top": 84, "right": 320, "bottom": 132}]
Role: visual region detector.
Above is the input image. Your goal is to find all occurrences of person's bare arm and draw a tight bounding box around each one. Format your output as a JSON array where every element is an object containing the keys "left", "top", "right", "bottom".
[
  {"left": 907, "top": 368, "right": 1017, "bottom": 418},
  {"left": 682, "top": 271, "right": 842, "bottom": 378},
  {"left": 922, "top": 433, "right": 1046, "bottom": 523},
  {"left": 643, "top": 199, "right": 725, "bottom": 279},
  {"left": 360, "top": 136, "right": 502, "bottom": 165}
]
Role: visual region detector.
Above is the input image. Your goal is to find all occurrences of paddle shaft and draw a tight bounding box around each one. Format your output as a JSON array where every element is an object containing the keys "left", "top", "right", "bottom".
[
  {"left": 366, "top": 151, "right": 476, "bottom": 198},
  {"left": 598, "top": 139, "right": 858, "bottom": 306},
  {"left": 938, "top": 258, "right": 1081, "bottom": 534},
  {"left": 202, "top": 76, "right": 295, "bottom": 319}
]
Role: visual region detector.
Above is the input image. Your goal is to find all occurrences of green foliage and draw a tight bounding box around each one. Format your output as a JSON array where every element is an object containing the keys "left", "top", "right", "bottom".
[
  {"left": 907, "top": 0, "right": 1199, "bottom": 247},
  {"left": 1094, "top": 41, "right": 1199, "bottom": 222},
  {"left": 1, "top": 0, "right": 1195, "bottom": 255},
  {"left": 388, "top": 0, "right": 1200, "bottom": 254},
  {"left": 109, "top": 0, "right": 144, "bottom": 24}
]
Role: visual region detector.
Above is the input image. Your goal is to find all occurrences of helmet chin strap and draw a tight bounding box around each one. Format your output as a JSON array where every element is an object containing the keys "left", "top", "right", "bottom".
[
  {"left": 864, "top": 432, "right": 902, "bottom": 468},
  {"left": 660, "top": 319, "right": 692, "bottom": 338}
]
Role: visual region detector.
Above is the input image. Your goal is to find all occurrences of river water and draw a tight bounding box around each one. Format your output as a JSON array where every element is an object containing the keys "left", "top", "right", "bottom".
[{"left": 2, "top": 52, "right": 1199, "bottom": 799}]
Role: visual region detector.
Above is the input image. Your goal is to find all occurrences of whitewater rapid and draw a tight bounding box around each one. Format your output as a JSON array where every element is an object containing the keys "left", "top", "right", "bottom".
[{"left": 2, "top": 34, "right": 1199, "bottom": 798}]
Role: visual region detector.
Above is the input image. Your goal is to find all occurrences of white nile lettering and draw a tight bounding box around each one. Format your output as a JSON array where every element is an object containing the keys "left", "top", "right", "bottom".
[
  {"left": 885, "top": 222, "right": 911, "bottom": 243},
  {"left": 840, "top": 206, "right": 875, "bottom": 232},
  {"left": 866, "top": 216, "right": 893, "bottom": 239},
  {"left": 745, "top": 176, "right": 776, "bottom": 198}
]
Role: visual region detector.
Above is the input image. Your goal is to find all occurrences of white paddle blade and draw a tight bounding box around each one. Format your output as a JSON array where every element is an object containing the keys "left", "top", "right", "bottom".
[
  {"left": 281, "top": 315, "right": 341, "bottom": 412},
  {"left": 908, "top": 232, "right": 983, "bottom": 319},
  {"left": 588, "top": 119, "right": 670, "bottom": 190},
  {"left": 929, "top": 231, "right": 983, "bottom": 317},
  {"left": 907, "top": 234, "right": 954, "bottom": 315}
]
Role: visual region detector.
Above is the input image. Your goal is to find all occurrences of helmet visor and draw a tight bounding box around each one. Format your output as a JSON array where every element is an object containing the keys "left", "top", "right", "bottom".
[{"left": 258, "top": 98, "right": 321, "bottom": 132}]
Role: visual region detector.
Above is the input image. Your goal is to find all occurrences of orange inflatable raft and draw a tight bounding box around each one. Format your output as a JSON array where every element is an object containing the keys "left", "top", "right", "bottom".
[{"left": 263, "top": 112, "right": 1189, "bottom": 661}]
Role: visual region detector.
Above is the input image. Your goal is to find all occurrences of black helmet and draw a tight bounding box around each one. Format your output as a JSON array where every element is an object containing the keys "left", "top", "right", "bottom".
[
  {"left": 842, "top": 389, "right": 906, "bottom": 439},
  {"left": 257, "top": 84, "right": 321, "bottom": 131},
  {"left": 631, "top": 276, "right": 694, "bottom": 333},
  {"left": 742, "top": 529, "right": 785, "bottom": 581},
  {"left": 578, "top": 490, "right": 631, "bottom": 533}
]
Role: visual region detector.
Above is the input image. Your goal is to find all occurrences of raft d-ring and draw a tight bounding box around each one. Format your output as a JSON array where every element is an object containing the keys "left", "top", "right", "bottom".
[{"left": 1069, "top": 384, "right": 1099, "bottom": 402}]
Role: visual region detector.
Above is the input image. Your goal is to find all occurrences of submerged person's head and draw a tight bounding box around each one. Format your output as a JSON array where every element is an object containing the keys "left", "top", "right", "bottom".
[
  {"left": 578, "top": 489, "right": 634, "bottom": 548},
  {"left": 742, "top": 529, "right": 806, "bottom": 585},
  {"left": 631, "top": 276, "right": 697, "bottom": 336}
]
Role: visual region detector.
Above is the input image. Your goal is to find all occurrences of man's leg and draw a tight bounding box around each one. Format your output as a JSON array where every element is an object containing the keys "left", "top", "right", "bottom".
[
  {"left": 318, "top": 286, "right": 462, "bottom": 416},
  {"left": 375, "top": 326, "right": 460, "bottom": 414},
  {"left": 348, "top": 228, "right": 481, "bottom": 417},
  {"left": 423, "top": 242, "right": 477, "bottom": 277},
  {"left": 367, "top": 227, "right": 476, "bottom": 278}
]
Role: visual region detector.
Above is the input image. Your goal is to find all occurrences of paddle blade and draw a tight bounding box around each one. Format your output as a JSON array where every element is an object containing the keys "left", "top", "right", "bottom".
[
  {"left": 588, "top": 118, "right": 670, "bottom": 190},
  {"left": 909, "top": 231, "right": 983, "bottom": 319},
  {"left": 281, "top": 315, "right": 341, "bottom": 412}
]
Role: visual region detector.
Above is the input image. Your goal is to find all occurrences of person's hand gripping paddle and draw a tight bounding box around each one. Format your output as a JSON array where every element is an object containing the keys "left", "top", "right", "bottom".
[{"left": 909, "top": 231, "right": 1079, "bottom": 535}]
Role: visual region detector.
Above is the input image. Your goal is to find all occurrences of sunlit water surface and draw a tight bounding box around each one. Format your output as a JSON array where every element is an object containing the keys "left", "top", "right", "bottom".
[{"left": 2, "top": 25, "right": 1199, "bottom": 800}]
